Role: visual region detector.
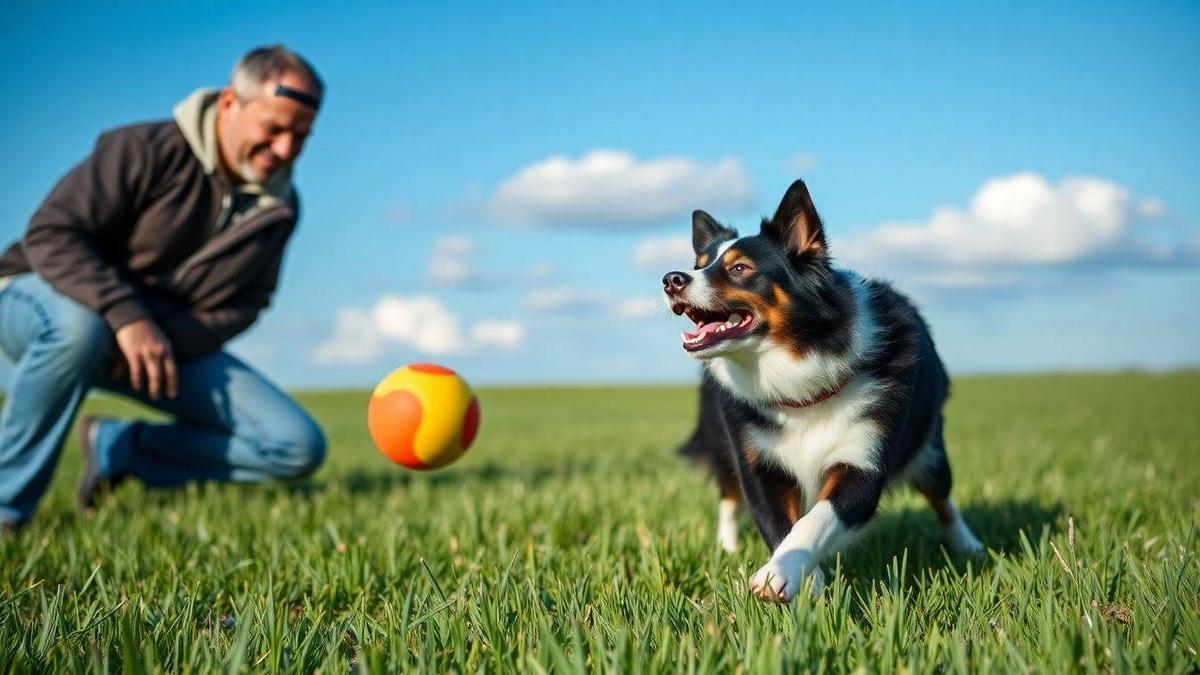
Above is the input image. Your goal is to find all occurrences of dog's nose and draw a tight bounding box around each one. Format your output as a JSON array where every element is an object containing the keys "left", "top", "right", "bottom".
[{"left": 663, "top": 271, "right": 691, "bottom": 294}]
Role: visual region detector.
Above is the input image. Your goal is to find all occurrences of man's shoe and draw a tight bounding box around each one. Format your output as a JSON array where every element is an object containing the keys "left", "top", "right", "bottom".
[{"left": 76, "top": 416, "right": 124, "bottom": 513}]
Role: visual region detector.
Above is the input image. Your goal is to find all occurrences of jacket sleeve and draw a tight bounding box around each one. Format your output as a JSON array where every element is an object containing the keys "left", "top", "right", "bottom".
[
  {"left": 22, "top": 130, "right": 154, "bottom": 331},
  {"left": 154, "top": 239, "right": 286, "bottom": 362}
]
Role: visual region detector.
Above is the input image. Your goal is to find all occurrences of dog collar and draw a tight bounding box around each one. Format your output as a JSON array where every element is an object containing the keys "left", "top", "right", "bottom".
[{"left": 775, "top": 373, "right": 854, "bottom": 410}]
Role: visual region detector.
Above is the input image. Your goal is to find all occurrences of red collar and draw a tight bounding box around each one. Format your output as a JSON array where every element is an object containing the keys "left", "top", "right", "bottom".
[{"left": 776, "top": 373, "right": 854, "bottom": 410}]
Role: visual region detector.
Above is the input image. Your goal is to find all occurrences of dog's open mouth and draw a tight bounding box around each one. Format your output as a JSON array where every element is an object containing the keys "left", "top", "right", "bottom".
[{"left": 671, "top": 303, "right": 758, "bottom": 352}]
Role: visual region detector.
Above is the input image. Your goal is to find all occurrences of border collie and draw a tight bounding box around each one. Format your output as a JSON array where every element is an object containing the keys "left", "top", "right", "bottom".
[{"left": 663, "top": 179, "right": 983, "bottom": 602}]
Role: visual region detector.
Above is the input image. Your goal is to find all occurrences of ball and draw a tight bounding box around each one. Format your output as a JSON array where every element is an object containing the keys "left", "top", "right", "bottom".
[{"left": 367, "top": 363, "right": 480, "bottom": 470}]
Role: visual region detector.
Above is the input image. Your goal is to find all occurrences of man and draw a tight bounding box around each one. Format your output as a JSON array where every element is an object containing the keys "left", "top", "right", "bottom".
[{"left": 0, "top": 45, "right": 327, "bottom": 530}]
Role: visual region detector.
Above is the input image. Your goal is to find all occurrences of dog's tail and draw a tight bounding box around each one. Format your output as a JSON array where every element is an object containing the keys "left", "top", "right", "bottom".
[
  {"left": 676, "top": 373, "right": 727, "bottom": 466},
  {"left": 677, "top": 375, "right": 743, "bottom": 501},
  {"left": 676, "top": 424, "right": 709, "bottom": 460}
]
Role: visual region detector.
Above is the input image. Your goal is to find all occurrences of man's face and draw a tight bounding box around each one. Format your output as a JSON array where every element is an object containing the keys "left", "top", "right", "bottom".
[{"left": 216, "top": 71, "right": 318, "bottom": 183}]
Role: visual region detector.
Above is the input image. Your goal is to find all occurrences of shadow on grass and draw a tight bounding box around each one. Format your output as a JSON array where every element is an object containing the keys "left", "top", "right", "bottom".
[
  {"left": 300, "top": 460, "right": 574, "bottom": 495},
  {"left": 829, "top": 498, "right": 1064, "bottom": 601},
  {"left": 109, "top": 457, "right": 629, "bottom": 509}
]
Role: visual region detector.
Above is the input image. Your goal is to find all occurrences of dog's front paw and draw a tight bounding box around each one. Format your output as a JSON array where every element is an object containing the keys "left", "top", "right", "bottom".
[
  {"left": 749, "top": 559, "right": 824, "bottom": 602},
  {"left": 750, "top": 560, "right": 793, "bottom": 602}
]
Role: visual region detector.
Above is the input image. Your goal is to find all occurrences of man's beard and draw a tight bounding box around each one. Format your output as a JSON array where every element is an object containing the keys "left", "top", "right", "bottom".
[
  {"left": 238, "top": 159, "right": 269, "bottom": 184},
  {"left": 238, "top": 147, "right": 285, "bottom": 184}
]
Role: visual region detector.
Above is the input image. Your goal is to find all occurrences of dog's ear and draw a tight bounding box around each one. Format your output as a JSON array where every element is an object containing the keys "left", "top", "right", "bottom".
[
  {"left": 692, "top": 210, "right": 737, "bottom": 256},
  {"left": 761, "top": 179, "right": 827, "bottom": 259}
]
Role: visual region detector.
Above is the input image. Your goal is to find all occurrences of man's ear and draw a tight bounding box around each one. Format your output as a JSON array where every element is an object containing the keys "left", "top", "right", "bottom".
[
  {"left": 692, "top": 210, "right": 737, "bottom": 256},
  {"left": 760, "top": 179, "right": 827, "bottom": 259},
  {"left": 217, "top": 87, "right": 239, "bottom": 115}
]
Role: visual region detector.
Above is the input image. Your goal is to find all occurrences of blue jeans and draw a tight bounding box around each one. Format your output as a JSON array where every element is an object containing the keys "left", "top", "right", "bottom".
[{"left": 0, "top": 273, "right": 326, "bottom": 526}]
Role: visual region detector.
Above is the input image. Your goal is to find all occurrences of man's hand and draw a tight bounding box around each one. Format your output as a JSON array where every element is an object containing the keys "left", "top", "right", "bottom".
[{"left": 114, "top": 318, "right": 178, "bottom": 400}]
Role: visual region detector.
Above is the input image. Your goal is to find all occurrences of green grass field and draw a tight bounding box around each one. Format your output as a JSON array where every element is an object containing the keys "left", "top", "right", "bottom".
[{"left": 1, "top": 372, "right": 1198, "bottom": 672}]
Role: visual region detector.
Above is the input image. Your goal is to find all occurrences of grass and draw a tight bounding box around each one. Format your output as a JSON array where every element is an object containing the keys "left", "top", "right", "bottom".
[{"left": 1, "top": 372, "right": 1198, "bottom": 673}]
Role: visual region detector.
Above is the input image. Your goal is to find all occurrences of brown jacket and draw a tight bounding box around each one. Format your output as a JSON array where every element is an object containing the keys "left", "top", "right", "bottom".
[{"left": 0, "top": 89, "right": 300, "bottom": 361}]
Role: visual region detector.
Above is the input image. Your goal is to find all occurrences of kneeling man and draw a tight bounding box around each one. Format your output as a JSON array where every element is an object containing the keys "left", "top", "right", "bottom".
[{"left": 0, "top": 45, "right": 328, "bottom": 529}]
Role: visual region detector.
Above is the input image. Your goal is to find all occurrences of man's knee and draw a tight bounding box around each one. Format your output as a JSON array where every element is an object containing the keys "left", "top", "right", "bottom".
[
  {"left": 46, "top": 303, "right": 112, "bottom": 372},
  {"left": 270, "top": 412, "right": 327, "bottom": 478}
]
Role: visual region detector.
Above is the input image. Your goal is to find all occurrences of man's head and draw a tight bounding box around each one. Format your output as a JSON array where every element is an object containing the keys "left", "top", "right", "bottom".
[{"left": 216, "top": 45, "right": 323, "bottom": 184}]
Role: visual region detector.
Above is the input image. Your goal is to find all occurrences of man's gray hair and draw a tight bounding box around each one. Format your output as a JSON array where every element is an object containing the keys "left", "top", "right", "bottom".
[{"left": 229, "top": 45, "right": 324, "bottom": 101}]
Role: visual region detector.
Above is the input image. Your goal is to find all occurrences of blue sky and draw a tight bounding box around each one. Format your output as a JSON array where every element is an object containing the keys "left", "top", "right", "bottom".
[{"left": 1, "top": 1, "right": 1198, "bottom": 389}]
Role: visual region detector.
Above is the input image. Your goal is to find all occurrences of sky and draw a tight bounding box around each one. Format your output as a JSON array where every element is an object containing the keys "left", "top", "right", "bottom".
[{"left": 1, "top": 1, "right": 1198, "bottom": 389}]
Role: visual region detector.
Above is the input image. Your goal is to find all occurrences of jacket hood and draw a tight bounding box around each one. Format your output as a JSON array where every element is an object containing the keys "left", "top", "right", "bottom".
[{"left": 172, "top": 88, "right": 293, "bottom": 207}]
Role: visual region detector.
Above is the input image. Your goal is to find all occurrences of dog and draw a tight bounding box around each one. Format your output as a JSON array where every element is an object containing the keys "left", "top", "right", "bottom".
[{"left": 663, "top": 179, "right": 983, "bottom": 602}]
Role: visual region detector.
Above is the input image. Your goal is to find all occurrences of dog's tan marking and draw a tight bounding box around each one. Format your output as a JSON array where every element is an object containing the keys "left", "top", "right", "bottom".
[
  {"left": 703, "top": 282, "right": 808, "bottom": 360},
  {"left": 779, "top": 485, "right": 803, "bottom": 523},
  {"left": 740, "top": 443, "right": 761, "bottom": 468},
  {"left": 695, "top": 253, "right": 709, "bottom": 269},
  {"left": 818, "top": 465, "right": 851, "bottom": 502},
  {"left": 767, "top": 284, "right": 808, "bottom": 359},
  {"left": 914, "top": 484, "right": 955, "bottom": 526},
  {"left": 789, "top": 212, "right": 825, "bottom": 258},
  {"left": 776, "top": 180, "right": 826, "bottom": 258}
]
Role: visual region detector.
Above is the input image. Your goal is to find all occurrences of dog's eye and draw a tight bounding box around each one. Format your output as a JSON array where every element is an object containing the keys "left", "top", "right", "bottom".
[{"left": 729, "top": 263, "right": 752, "bottom": 275}]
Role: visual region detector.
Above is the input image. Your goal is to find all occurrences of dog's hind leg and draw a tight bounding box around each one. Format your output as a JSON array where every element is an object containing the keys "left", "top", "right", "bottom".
[
  {"left": 713, "top": 454, "right": 742, "bottom": 552},
  {"left": 677, "top": 422, "right": 740, "bottom": 551},
  {"left": 910, "top": 418, "right": 984, "bottom": 555},
  {"left": 682, "top": 376, "right": 745, "bottom": 552}
]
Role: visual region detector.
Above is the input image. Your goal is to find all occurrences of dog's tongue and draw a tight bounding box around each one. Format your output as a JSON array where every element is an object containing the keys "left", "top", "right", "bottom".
[{"left": 682, "top": 314, "right": 738, "bottom": 341}]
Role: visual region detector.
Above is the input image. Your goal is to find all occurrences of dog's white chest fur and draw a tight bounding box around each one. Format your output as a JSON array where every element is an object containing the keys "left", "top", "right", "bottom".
[
  {"left": 744, "top": 383, "right": 883, "bottom": 509},
  {"left": 707, "top": 271, "right": 884, "bottom": 508}
]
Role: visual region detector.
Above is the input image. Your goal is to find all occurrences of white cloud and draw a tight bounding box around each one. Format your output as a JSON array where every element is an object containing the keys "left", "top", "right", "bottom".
[
  {"left": 485, "top": 150, "right": 754, "bottom": 227},
  {"left": 632, "top": 236, "right": 694, "bottom": 270},
  {"left": 315, "top": 295, "right": 524, "bottom": 363},
  {"left": 471, "top": 321, "right": 524, "bottom": 350},
  {"left": 839, "top": 173, "right": 1182, "bottom": 277},
  {"left": 373, "top": 295, "right": 465, "bottom": 355}
]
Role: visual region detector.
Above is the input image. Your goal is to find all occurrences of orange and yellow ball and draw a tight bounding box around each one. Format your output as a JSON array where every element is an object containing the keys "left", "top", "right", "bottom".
[{"left": 366, "top": 363, "right": 480, "bottom": 470}]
